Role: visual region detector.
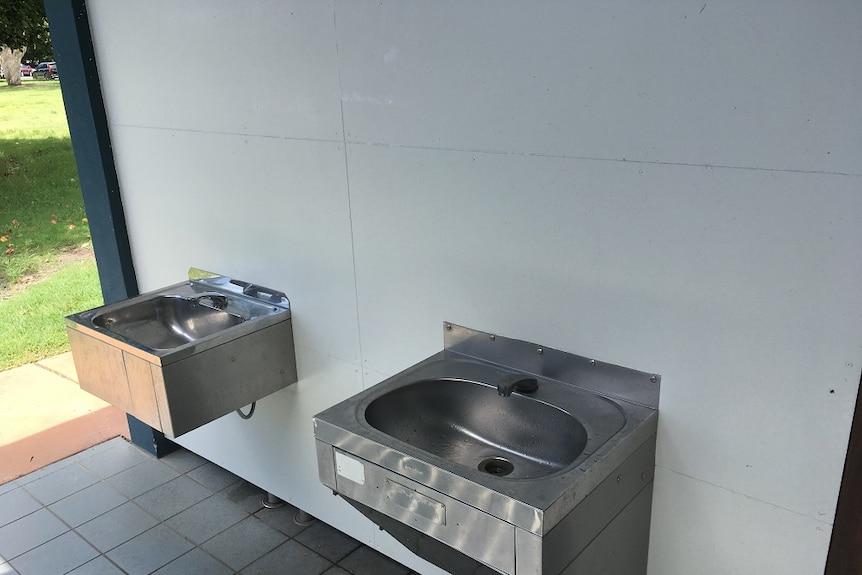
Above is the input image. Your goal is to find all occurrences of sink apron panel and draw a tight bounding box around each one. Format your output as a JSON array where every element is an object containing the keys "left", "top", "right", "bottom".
[
  {"left": 67, "top": 319, "right": 297, "bottom": 437},
  {"left": 322, "top": 443, "right": 516, "bottom": 574},
  {"left": 67, "top": 328, "right": 163, "bottom": 430}
]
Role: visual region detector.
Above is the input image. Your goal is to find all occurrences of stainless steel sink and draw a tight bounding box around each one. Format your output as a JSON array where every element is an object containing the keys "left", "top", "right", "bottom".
[
  {"left": 363, "top": 370, "right": 622, "bottom": 480},
  {"left": 91, "top": 295, "right": 245, "bottom": 350},
  {"left": 314, "top": 323, "right": 659, "bottom": 575},
  {"left": 66, "top": 268, "right": 298, "bottom": 437}
]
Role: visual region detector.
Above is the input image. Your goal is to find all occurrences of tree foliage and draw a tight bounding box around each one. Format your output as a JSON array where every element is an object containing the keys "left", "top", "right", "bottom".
[{"left": 0, "top": 0, "right": 53, "bottom": 84}]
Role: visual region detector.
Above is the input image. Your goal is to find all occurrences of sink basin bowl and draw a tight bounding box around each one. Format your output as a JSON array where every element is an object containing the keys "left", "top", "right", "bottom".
[
  {"left": 365, "top": 378, "right": 587, "bottom": 479},
  {"left": 65, "top": 269, "right": 298, "bottom": 437},
  {"left": 92, "top": 295, "right": 245, "bottom": 350}
]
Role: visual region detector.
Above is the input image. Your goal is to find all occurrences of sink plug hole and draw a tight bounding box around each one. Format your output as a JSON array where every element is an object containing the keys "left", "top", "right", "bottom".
[{"left": 478, "top": 457, "right": 514, "bottom": 477}]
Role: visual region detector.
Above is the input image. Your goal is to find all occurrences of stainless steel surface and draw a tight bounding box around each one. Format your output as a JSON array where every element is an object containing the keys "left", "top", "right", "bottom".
[
  {"left": 92, "top": 295, "right": 245, "bottom": 350},
  {"left": 329, "top": 444, "right": 517, "bottom": 574},
  {"left": 443, "top": 322, "right": 660, "bottom": 409},
  {"left": 65, "top": 268, "right": 298, "bottom": 437},
  {"left": 314, "top": 322, "right": 659, "bottom": 574},
  {"left": 364, "top": 375, "right": 591, "bottom": 479}
]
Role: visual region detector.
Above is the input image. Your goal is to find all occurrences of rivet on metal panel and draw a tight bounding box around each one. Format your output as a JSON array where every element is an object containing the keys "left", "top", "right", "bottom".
[
  {"left": 616, "top": 475, "right": 621, "bottom": 483},
  {"left": 590, "top": 359, "right": 597, "bottom": 366},
  {"left": 537, "top": 348, "right": 543, "bottom": 354},
  {"left": 650, "top": 375, "right": 658, "bottom": 383},
  {"left": 489, "top": 334, "right": 496, "bottom": 341},
  {"left": 446, "top": 323, "right": 452, "bottom": 330}
]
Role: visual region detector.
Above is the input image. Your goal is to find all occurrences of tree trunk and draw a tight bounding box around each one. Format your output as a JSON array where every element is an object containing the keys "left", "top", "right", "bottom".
[{"left": 0, "top": 46, "right": 27, "bottom": 86}]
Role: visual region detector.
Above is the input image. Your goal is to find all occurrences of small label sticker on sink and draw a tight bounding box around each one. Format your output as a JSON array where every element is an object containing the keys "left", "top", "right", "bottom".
[{"left": 335, "top": 451, "right": 365, "bottom": 485}]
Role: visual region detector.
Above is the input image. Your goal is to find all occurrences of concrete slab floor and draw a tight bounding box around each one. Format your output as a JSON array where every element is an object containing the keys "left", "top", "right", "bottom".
[{"left": 0, "top": 352, "right": 129, "bottom": 483}]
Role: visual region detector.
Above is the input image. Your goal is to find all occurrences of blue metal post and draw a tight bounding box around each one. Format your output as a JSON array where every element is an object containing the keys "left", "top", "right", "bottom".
[{"left": 42, "top": 0, "right": 176, "bottom": 457}]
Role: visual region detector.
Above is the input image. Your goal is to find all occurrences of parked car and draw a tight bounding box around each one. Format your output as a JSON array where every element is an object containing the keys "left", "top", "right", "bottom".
[
  {"left": 20, "top": 63, "right": 33, "bottom": 77},
  {"left": 32, "top": 62, "right": 58, "bottom": 80}
]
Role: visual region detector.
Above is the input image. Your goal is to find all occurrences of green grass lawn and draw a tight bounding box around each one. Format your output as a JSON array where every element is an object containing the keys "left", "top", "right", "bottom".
[
  {"left": 0, "top": 260, "right": 101, "bottom": 371},
  {"left": 0, "top": 82, "right": 103, "bottom": 370}
]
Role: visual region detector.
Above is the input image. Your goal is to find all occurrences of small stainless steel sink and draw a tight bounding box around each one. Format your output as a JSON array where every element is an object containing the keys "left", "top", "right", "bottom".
[
  {"left": 66, "top": 268, "right": 298, "bottom": 437},
  {"left": 314, "top": 323, "right": 660, "bottom": 575},
  {"left": 91, "top": 295, "right": 246, "bottom": 350}
]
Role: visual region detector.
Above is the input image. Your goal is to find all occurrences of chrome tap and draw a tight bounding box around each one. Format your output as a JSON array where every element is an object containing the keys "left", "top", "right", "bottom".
[
  {"left": 497, "top": 376, "right": 539, "bottom": 397},
  {"left": 192, "top": 293, "right": 229, "bottom": 310}
]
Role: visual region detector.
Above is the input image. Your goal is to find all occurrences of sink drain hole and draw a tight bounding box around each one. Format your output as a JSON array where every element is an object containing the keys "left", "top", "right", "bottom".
[{"left": 478, "top": 457, "right": 514, "bottom": 477}]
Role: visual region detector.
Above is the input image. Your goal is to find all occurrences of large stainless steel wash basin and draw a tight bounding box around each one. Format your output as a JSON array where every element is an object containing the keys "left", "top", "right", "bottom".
[
  {"left": 66, "top": 268, "right": 298, "bottom": 437},
  {"left": 365, "top": 377, "right": 589, "bottom": 479},
  {"left": 314, "top": 323, "right": 660, "bottom": 575}
]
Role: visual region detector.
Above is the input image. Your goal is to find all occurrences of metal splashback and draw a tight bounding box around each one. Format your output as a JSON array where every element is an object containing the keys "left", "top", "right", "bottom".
[{"left": 443, "top": 322, "right": 660, "bottom": 409}]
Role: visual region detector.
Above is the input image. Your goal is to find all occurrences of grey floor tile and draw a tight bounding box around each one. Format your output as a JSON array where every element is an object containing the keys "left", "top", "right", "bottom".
[
  {"left": 66, "top": 556, "right": 125, "bottom": 575},
  {"left": 337, "top": 546, "right": 410, "bottom": 575},
  {"left": 106, "top": 525, "right": 194, "bottom": 575},
  {"left": 77, "top": 441, "right": 150, "bottom": 479},
  {"left": 0, "top": 488, "right": 41, "bottom": 527},
  {"left": 201, "top": 516, "right": 288, "bottom": 571},
  {"left": 165, "top": 494, "right": 248, "bottom": 545},
  {"left": 71, "top": 438, "right": 125, "bottom": 463},
  {"left": 14, "top": 456, "right": 77, "bottom": 486},
  {"left": 187, "top": 461, "right": 241, "bottom": 491},
  {"left": 151, "top": 548, "right": 232, "bottom": 575},
  {"left": 0, "top": 508, "right": 67, "bottom": 560},
  {"left": 0, "top": 480, "right": 19, "bottom": 495},
  {"left": 160, "top": 448, "right": 207, "bottom": 473},
  {"left": 76, "top": 502, "right": 159, "bottom": 552},
  {"left": 254, "top": 504, "right": 310, "bottom": 537},
  {"left": 220, "top": 480, "right": 265, "bottom": 513},
  {"left": 21, "top": 463, "right": 98, "bottom": 505},
  {"left": 242, "top": 539, "right": 332, "bottom": 575},
  {"left": 48, "top": 481, "right": 127, "bottom": 527},
  {"left": 106, "top": 458, "right": 180, "bottom": 499},
  {"left": 295, "top": 521, "right": 361, "bottom": 563},
  {"left": 133, "top": 475, "right": 212, "bottom": 520},
  {"left": 9, "top": 531, "right": 98, "bottom": 575}
]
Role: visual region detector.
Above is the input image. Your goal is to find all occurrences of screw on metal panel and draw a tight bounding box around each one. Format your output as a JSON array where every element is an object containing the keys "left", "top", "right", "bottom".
[
  {"left": 590, "top": 359, "right": 596, "bottom": 366},
  {"left": 489, "top": 334, "right": 496, "bottom": 340},
  {"left": 650, "top": 375, "right": 658, "bottom": 383},
  {"left": 616, "top": 475, "right": 621, "bottom": 483},
  {"left": 537, "top": 348, "right": 543, "bottom": 354},
  {"left": 446, "top": 323, "right": 452, "bottom": 330}
]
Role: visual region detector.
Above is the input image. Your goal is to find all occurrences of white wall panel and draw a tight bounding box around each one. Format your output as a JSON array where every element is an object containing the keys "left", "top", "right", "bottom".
[
  {"left": 107, "top": 126, "right": 361, "bottom": 363},
  {"left": 347, "top": 143, "right": 862, "bottom": 520},
  {"left": 648, "top": 466, "right": 831, "bottom": 575},
  {"left": 82, "top": 1, "right": 862, "bottom": 573},
  {"left": 88, "top": 0, "right": 343, "bottom": 141},
  {"left": 337, "top": 1, "right": 862, "bottom": 175}
]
